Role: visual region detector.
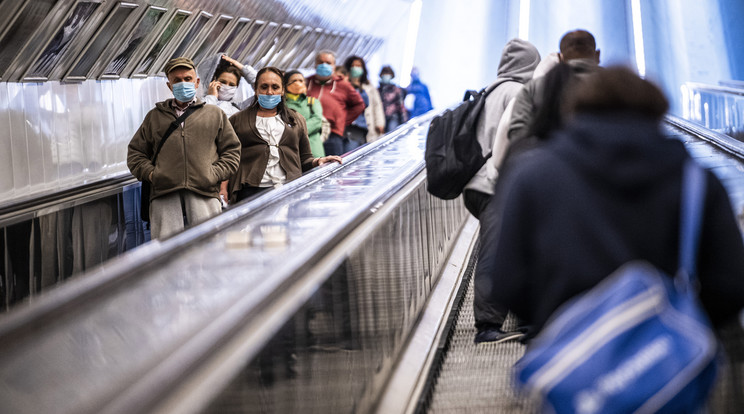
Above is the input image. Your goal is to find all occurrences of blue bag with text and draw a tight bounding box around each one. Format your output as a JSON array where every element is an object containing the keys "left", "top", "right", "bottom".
[{"left": 515, "top": 161, "right": 720, "bottom": 414}]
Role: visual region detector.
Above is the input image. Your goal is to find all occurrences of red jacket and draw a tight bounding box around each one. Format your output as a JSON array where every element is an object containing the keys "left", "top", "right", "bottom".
[{"left": 306, "top": 75, "right": 365, "bottom": 136}]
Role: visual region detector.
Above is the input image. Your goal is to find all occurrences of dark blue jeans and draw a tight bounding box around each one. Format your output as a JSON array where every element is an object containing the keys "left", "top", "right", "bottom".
[{"left": 324, "top": 132, "right": 359, "bottom": 156}]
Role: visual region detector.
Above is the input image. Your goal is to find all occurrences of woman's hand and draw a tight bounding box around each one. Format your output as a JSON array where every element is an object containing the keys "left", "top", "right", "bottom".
[
  {"left": 314, "top": 156, "right": 343, "bottom": 167},
  {"left": 208, "top": 80, "right": 220, "bottom": 97},
  {"left": 221, "top": 54, "right": 244, "bottom": 70}
]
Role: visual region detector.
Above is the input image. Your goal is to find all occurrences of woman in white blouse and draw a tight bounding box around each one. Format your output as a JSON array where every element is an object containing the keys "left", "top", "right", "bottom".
[{"left": 225, "top": 67, "right": 341, "bottom": 203}]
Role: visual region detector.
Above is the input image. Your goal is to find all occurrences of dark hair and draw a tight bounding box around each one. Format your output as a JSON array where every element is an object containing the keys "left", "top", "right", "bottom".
[
  {"left": 213, "top": 61, "right": 242, "bottom": 84},
  {"left": 251, "top": 66, "right": 299, "bottom": 126},
  {"left": 559, "top": 30, "right": 597, "bottom": 61},
  {"left": 565, "top": 66, "right": 669, "bottom": 120},
  {"left": 335, "top": 66, "right": 348, "bottom": 76},
  {"left": 343, "top": 55, "right": 369, "bottom": 85},
  {"left": 528, "top": 63, "right": 575, "bottom": 140},
  {"left": 380, "top": 65, "right": 395, "bottom": 78},
  {"left": 283, "top": 69, "right": 303, "bottom": 86}
]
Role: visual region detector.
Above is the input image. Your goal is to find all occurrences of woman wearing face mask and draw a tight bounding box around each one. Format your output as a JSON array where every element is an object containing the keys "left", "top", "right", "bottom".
[
  {"left": 283, "top": 70, "right": 326, "bottom": 158},
  {"left": 200, "top": 53, "right": 257, "bottom": 117},
  {"left": 378, "top": 65, "right": 409, "bottom": 132},
  {"left": 343, "top": 55, "right": 385, "bottom": 143},
  {"left": 225, "top": 67, "right": 342, "bottom": 203}
]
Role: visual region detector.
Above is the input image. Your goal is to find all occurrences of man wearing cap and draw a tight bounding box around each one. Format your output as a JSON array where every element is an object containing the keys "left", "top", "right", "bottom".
[{"left": 128, "top": 57, "right": 240, "bottom": 239}]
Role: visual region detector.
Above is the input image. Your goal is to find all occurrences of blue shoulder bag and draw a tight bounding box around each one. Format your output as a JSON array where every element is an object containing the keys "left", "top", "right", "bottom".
[{"left": 515, "top": 161, "right": 720, "bottom": 414}]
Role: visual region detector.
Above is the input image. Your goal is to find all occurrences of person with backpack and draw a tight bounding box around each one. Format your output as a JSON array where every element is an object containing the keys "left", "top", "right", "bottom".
[
  {"left": 461, "top": 38, "right": 541, "bottom": 345},
  {"left": 283, "top": 70, "right": 326, "bottom": 158},
  {"left": 479, "top": 66, "right": 744, "bottom": 353}
]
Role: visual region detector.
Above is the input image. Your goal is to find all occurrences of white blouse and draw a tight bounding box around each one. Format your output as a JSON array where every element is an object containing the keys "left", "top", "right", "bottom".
[{"left": 255, "top": 114, "right": 287, "bottom": 186}]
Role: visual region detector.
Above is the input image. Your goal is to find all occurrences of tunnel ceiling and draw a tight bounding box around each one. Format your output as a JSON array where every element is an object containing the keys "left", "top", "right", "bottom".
[{"left": 0, "top": 0, "right": 413, "bottom": 82}]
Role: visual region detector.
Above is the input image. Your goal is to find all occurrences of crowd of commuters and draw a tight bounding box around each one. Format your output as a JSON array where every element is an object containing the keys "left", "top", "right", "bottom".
[
  {"left": 128, "top": 48, "right": 430, "bottom": 240},
  {"left": 124, "top": 26, "right": 744, "bottom": 409}
]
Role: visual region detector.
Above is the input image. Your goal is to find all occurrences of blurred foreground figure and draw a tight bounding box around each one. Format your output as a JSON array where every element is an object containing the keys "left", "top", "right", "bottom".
[
  {"left": 479, "top": 66, "right": 744, "bottom": 338},
  {"left": 479, "top": 64, "right": 744, "bottom": 413}
]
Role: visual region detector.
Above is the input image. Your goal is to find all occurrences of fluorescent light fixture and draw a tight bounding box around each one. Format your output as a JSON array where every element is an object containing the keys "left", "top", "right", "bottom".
[
  {"left": 631, "top": 0, "right": 646, "bottom": 77},
  {"left": 400, "top": 0, "right": 423, "bottom": 88},
  {"left": 519, "top": 0, "right": 530, "bottom": 40}
]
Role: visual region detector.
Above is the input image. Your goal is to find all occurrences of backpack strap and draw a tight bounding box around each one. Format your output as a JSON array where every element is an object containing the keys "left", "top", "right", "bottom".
[{"left": 678, "top": 160, "right": 707, "bottom": 284}]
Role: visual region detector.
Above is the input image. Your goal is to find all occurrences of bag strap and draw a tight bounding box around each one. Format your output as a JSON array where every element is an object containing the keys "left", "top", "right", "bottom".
[
  {"left": 678, "top": 160, "right": 707, "bottom": 283},
  {"left": 308, "top": 97, "right": 316, "bottom": 115},
  {"left": 151, "top": 105, "right": 199, "bottom": 165}
]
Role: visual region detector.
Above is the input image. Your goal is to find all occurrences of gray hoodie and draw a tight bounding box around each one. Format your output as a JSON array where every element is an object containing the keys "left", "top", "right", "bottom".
[{"left": 464, "top": 38, "right": 541, "bottom": 195}]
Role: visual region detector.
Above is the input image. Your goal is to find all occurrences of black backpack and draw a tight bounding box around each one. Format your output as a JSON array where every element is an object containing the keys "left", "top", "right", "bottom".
[{"left": 425, "top": 86, "right": 496, "bottom": 199}]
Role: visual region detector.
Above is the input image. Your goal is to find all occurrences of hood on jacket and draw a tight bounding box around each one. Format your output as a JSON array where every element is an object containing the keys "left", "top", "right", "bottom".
[
  {"left": 551, "top": 113, "right": 688, "bottom": 192},
  {"left": 496, "top": 38, "right": 541, "bottom": 84}
]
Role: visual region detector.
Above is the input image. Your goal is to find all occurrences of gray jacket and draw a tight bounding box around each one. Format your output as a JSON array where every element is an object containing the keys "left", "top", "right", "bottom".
[
  {"left": 464, "top": 38, "right": 540, "bottom": 195},
  {"left": 507, "top": 58, "right": 600, "bottom": 144}
]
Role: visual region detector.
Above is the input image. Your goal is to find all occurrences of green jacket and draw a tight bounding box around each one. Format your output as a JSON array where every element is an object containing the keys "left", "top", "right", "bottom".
[
  {"left": 285, "top": 94, "right": 325, "bottom": 157},
  {"left": 127, "top": 99, "right": 241, "bottom": 200}
]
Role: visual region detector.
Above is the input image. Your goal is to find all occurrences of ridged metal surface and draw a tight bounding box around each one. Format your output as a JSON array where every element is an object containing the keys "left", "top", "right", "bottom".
[{"left": 421, "top": 251, "right": 538, "bottom": 414}]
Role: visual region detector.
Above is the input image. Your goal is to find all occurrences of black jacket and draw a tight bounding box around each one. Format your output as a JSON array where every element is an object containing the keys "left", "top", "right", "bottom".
[{"left": 478, "top": 112, "right": 744, "bottom": 336}]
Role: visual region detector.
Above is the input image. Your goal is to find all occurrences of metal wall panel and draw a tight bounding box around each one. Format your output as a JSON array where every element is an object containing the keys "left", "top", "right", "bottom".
[{"left": 0, "top": 0, "right": 404, "bottom": 207}]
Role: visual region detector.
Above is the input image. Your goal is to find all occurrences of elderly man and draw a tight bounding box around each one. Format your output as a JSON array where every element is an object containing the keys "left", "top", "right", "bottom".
[
  {"left": 306, "top": 50, "right": 365, "bottom": 156},
  {"left": 127, "top": 57, "right": 240, "bottom": 239}
]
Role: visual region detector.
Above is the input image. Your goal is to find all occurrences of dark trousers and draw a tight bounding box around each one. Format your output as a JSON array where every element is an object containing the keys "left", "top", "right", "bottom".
[
  {"left": 235, "top": 186, "right": 271, "bottom": 203},
  {"left": 324, "top": 132, "right": 360, "bottom": 156},
  {"left": 465, "top": 189, "right": 510, "bottom": 331}
]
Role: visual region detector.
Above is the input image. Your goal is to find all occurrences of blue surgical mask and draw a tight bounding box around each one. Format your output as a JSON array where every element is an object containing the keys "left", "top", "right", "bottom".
[
  {"left": 258, "top": 94, "right": 281, "bottom": 109},
  {"left": 172, "top": 81, "right": 196, "bottom": 102},
  {"left": 350, "top": 66, "right": 364, "bottom": 79},
  {"left": 316, "top": 63, "right": 333, "bottom": 77},
  {"left": 380, "top": 74, "right": 393, "bottom": 84}
]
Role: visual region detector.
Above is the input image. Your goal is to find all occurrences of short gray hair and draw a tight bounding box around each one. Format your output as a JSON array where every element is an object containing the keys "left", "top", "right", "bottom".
[{"left": 315, "top": 50, "right": 336, "bottom": 64}]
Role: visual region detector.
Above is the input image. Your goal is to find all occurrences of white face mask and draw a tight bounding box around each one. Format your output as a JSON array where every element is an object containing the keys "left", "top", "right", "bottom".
[{"left": 218, "top": 85, "right": 237, "bottom": 101}]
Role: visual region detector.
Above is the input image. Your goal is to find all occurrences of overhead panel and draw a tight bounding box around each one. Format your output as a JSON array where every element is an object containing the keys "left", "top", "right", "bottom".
[
  {"left": 288, "top": 27, "right": 324, "bottom": 69},
  {"left": 64, "top": 2, "right": 140, "bottom": 81},
  {"left": 297, "top": 28, "right": 330, "bottom": 69},
  {"left": 191, "top": 14, "right": 233, "bottom": 66},
  {"left": 100, "top": 5, "right": 167, "bottom": 79},
  {"left": 243, "top": 21, "right": 281, "bottom": 67},
  {"left": 232, "top": 20, "right": 268, "bottom": 63},
  {"left": 273, "top": 26, "right": 312, "bottom": 69},
  {"left": 261, "top": 23, "right": 303, "bottom": 68},
  {"left": 218, "top": 17, "right": 251, "bottom": 56},
  {"left": 23, "top": 1, "right": 101, "bottom": 82},
  {"left": 132, "top": 9, "right": 191, "bottom": 77},
  {"left": 0, "top": 0, "right": 59, "bottom": 80},
  {"left": 169, "top": 11, "right": 212, "bottom": 60}
]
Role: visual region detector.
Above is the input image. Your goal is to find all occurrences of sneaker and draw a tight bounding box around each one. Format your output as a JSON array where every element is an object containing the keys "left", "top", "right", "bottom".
[{"left": 474, "top": 327, "right": 525, "bottom": 344}]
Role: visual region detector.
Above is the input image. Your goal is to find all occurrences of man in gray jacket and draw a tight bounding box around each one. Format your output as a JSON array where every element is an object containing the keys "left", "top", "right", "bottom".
[
  {"left": 507, "top": 29, "right": 601, "bottom": 143},
  {"left": 128, "top": 57, "right": 241, "bottom": 240}
]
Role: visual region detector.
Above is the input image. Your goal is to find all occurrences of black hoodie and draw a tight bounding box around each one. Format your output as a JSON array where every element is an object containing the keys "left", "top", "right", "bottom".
[{"left": 478, "top": 112, "right": 744, "bottom": 336}]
